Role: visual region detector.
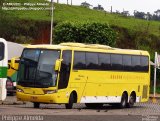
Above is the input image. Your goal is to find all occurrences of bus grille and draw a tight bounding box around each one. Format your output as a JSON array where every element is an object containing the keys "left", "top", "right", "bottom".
[{"left": 142, "top": 85, "right": 148, "bottom": 99}]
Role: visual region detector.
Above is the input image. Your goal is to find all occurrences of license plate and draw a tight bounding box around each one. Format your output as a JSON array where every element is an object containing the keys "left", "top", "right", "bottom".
[{"left": 30, "top": 96, "right": 38, "bottom": 100}]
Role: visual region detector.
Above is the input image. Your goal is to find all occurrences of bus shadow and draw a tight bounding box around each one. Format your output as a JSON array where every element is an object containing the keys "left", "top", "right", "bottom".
[{"left": 19, "top": 104, "right": 144, "bottom": 111}]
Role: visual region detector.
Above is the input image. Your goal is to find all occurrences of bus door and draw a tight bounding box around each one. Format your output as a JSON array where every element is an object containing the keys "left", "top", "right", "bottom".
[
  {"left": 71, "top": 51, "right": 88, "bottom": 99},
  {"left": 57, "top": 50, "right": 72, "bottom": 102}
]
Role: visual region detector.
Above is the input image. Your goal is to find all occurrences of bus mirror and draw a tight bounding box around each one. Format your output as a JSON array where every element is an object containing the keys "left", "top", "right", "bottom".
[
  {"left": 54, "top": 59, "right": 62, "bottom": 71},
  {"left": 11, "top": 58, "right": 16, "bottom": 68},
  {"left": 11, "top": 57, "right": 19, "bottom": 70}
]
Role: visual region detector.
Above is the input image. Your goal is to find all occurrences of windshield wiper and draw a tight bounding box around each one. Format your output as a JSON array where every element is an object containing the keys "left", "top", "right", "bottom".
[
  {"left": 36, "top": 71, "right": 52, "bottom": 81},
  {"left": 23, "top": 57, "right": 38, "bottom": 63}
]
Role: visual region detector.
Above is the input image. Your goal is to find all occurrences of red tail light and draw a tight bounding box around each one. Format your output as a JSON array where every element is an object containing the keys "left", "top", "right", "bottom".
[{"left": 6, "top": 81, "right": 13, "bottom": 87}]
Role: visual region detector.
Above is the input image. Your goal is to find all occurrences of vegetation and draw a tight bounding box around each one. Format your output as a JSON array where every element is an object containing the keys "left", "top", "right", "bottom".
[
  {"left": 150, "top": 87, "right": 160, "bottom": 94},
  {"left": 1, "top": 1, "right": 160, "bottom": 35},
  {"left": 55, "top": 22, "right": 116, "bottom": 46}
]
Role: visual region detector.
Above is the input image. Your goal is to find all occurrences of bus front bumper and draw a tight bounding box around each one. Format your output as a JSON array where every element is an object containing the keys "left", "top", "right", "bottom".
[{"left": 16, "top": 92, "right": 59, "bottom": 104}]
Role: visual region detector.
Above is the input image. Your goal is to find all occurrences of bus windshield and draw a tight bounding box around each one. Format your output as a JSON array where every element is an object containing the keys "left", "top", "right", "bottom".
[
  {"left": 0, "top": 42, "right": 4, "bottom": 60},
  {"left": 17, "top": 49, "right": 60, "bottom": 88}
]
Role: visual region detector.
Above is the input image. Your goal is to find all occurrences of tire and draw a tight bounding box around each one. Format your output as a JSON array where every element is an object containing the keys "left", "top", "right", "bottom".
[
  {"left": 85, "top": 103, "right": 103, "bottom": 109},
  {"left": 119, "top": 93, "right": 128, "bottom": 109},
  {"left": 127, "top": 94, "right": 136, "bottom": 108},
  {"left": 33, "top": 102, "right": 40, "bottom": 108},
  {"left": 65, "top": 93, "right": 74, "bottom": 109},
  {"left": 6, "top": 78, "right": 15, "bottom": 96},
  {"left": 8, "top": 92, "right": 15, "bottom": 96}
]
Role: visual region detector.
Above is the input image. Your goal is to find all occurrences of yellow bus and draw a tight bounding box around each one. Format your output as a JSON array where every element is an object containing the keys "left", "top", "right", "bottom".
[
  {"left": 7, "top": 59, "right": 19, "bottom": 95},
  {"left": 14, "top": 43, "right": 150, "bottom": 109},
  {"left": 6, "top": 42, "right": 25, "bottom": 95}
]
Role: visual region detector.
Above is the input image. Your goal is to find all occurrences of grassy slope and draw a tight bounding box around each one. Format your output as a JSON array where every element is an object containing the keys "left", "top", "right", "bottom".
[{"left": 5, "top": 0, "right": 160, "bottom": 36}]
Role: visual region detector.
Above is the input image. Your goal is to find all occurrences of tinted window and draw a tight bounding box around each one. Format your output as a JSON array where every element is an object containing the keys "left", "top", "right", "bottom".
[
  {"left": 141, "top": 56, "right": 149, "bottom": 72},
  {"left": 111, "top": 54, "right": 122, "bottom": 70},
  {"left": 132, "top": 55, "right": 141, "bottom": 71},
  {"left": 36, "top": 50, "right": 60, "bottom": 87},
  {"left": 58, "top": 50, "right": 72, "bottom": 89},
  {"left": 0, "top": 42, "right": 4, "bottom": 60},
  {"left": 18, "top": 49, "right": 60, "bottom": 88},
  {"left": 99, "top": 53, "right": 111, "bottom": 70},
  {"left": 73, "top": 51, "right": 86, "bottom": 69},
  {"left": 123, "top": 55, "right": 132, "bottom": 71},
  {"left": 86, "top": 52, "right": 99, "bottom": 69}
]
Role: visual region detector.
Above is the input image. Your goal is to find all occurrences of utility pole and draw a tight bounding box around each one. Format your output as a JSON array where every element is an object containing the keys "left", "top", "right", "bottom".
[
  {"left": 67, "top": 0, "right": 68, "bottom": 5},
  {"left": 71, "top": 0, "right": 72, "bottom": 5},
  {"left": 50, "top": 0, "right": 54, "bottom": 44},
  {"left": 57, "top": 0, "right": 59, "bottom": 3},
  {"left": 154, "top": 52, "right": 157, "bottom": 97},
  {"left": 111, "top": 6, "right": 112, "bottom": 13}
]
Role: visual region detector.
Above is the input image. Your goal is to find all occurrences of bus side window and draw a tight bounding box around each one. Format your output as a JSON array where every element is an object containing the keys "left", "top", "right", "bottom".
[
  {"left": 73, "top": 51, "right": 86, "bottom": 70},
  {"left": 86, "top": 52, "right": 99, "bottom": 70},
  {"left": 0, "top": 42, "right": 4, "bottom": 61},
  {"left": 98, "top": 53, "right": 111, "bottom": 70},
  {"left": 132, "top": 55, "right": 141, "bottom": 71},
  {"left": 123, "top": 55, "right": 132, "bottom": 71},
  {"left": 111, "top": 54, "right": 123, "bottom": 70},
  {"left": 58, "top": 50, "right": 72, "bottom": 89},
  {"left": 141, "top": 56, "right": 149, "bottom": 72}
]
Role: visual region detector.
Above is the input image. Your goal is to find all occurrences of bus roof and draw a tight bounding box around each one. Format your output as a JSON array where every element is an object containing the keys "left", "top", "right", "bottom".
[
  {"left": 26, "top": 43, "right": 149, "bottom": 56},
  {"left": 7, "top": 41, "right": 25, "bottom": 60},
  {"left": 0, "top": 38, "right": 7, "bottom": 44}
]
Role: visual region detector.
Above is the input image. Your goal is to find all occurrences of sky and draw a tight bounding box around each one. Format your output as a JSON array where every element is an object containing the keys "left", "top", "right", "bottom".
[{"left": 55, "top": 0, "right": 160, "bottom": 15}]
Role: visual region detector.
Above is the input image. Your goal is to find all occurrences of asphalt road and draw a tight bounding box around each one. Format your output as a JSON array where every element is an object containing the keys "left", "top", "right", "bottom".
[{"left": 0, "top": 96, "right": 160, "bottom": 121}]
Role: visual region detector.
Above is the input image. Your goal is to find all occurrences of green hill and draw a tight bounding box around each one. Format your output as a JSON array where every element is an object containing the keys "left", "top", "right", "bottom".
[
  {"left": 1, "top": 0, "right": 160, "bottom": 89},
  {"left": 1, "top": 0, "right": 160, "bottom": 59},
  {"left": 3, "top": 0, "right": 160, "bottom": 36}
]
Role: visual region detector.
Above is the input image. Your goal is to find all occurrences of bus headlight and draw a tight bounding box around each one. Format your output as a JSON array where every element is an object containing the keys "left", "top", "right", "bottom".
[
  {"left": 17, "top": 88, "right": 24, "bottom": 93},
  {"left": 44, "top": 90, "right": 57, "bottom": 94}
]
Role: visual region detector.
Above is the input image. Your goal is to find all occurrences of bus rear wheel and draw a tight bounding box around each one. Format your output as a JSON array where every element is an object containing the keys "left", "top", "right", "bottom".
[
  {"left": 127, "top": 93, "right": 136, "bottom": 108},
  {"left": 119, "top": 93, "right": 128, "bottom": 108},
  {"left": 33, "top": 102, "right": 40, "bottom": 108},
  {"left": 85, "top": 103, "right": 103, "bottom": 109}
]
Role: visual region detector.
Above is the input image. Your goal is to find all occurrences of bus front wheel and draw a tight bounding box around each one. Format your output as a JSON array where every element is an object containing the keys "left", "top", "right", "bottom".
[
  {"left": 65, "top": 93, "right": 74, "bottom": 109},
  {"left": 33, "top": 102, "right": 40, "bottom": 108}
]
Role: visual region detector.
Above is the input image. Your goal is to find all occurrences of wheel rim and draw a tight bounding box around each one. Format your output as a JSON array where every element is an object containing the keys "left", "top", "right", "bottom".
[
  {"left": 121, "top": 94, "right": 127, "bottom": 108},
  {"left": 122, "top": 97, "right": 126, "bottom": 106},
  {"left": 129, "top": 95, "right": 135, "bottom": 106}
]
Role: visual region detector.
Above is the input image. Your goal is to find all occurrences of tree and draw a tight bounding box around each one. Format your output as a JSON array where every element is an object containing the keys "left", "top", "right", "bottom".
[
  {"left": 0, "top": 0, "right": 5, "bottom": 6},
  {"left": 115, "top": 10, "right": 120, "bottom": 14},
  {"left": 54, "top": 22, "right": 116, "bottom": 46},
  {"left": 134, "top": 11, "right": 145, "bottom": 19},
  {"left": 121, "top": 11, "right": 130, "bottom": 16},
  {"left": 81, "top": 1, "right": 92, "bottom": 8},
  {"left": 154, "top": 9, "right": 160, "bottom": 16},
  {"left": 93, "top": 4, "right": 104, "bottom": 11},
  {"left": 146, "top": 12, "right": 152, "bottom": 20}
]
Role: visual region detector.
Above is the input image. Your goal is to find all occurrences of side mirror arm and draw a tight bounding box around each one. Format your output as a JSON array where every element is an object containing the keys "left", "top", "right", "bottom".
[
  {"left": 11, "top": 57, "right": 19, "bottom": 71},
  {"left": 54, "top": 59, "right": 63, "bottom": 72}
]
